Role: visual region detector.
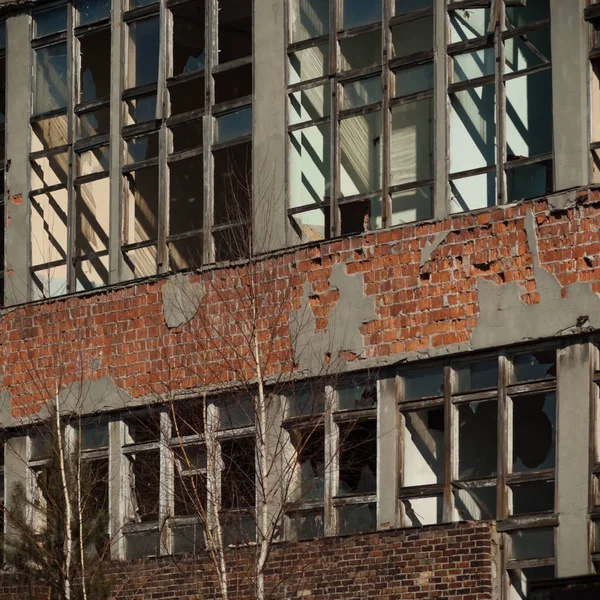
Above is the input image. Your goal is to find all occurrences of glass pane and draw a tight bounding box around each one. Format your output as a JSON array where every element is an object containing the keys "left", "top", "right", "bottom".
[
  {"left": 77, "top": 146, "right": 110, "bottom": 176},
  {"left": 75, "top": 255, "right": 109, "bottom": 291},
  {"left": 506, "top": 69, "right": 552, "bottom": 159},
  {"left": 338, "top": 421, "right": 377, "bottom": 496},
  {"left": 126, "top": 133, "right": 159, "bottom": 164},
  {"left": 214, "top": 64, "right": 252, "bottom": 104},
  {"left": 288, "top": 385, "right": 325, "bottom": 417},
  {"left": 293, "top": 427, "right": 325, "bottom": 500},
  {"left": 450, "top": 84, "right": 496, "bottom": 174},
  {"left": 221, "top": 437, "right": 255, "bottom": 509},
  {"left": 338, "top": 503, "right": 376, "bottom": 535},
  {"left": 77, "top": 419, "right": 109, "bottom": 449},
  {"left": 453, "top": 48, "right": 495, "bottom": 82},
  {"left": 458, "top": 400, "right": 498, "bottom": 479},
  {"left": 290, "top": 0, "right": 328, "bottom": 43},
  {"left": 32, "top": 264, "right": 68, "bottom": 299},
  {"left": 169, "top": 236, "right": 202, "bottom": 271},
  {"left": 290, "top": 208, "right": 327, "bottom": 244},
  {"left": 288, "top": 510, "right": 324, "bottom": 541},
  {"left": 125, "top": 94, "right": 157, "bottom": 125},
  {"left": 79, "top": 107, "right": 110, "bottom": 139},
  {"left": 124, "top": 166, "right": 159, "bottom": 243},
  {"left": 390, "top": 98, "right": 432, "bottom": 187},
  {"left": 505, "top": 28, "right": 551, "bottom": 75},
  {"left": 128, "top": 17, "right": 160, "bottom": 88},
  {"left": 342, "top": 76, "right": 381, "bottom": 110},
  {"left": 169, "top": 77, "right": 205, "bottom": 116},
  {"left": 510, "top": 528, "right": 554, "bottom": 561},
  {"left": 289, "top": 123, "right": 330, "bottom": 209},
  {"left": 340, "top": 111, "right": 382, "bottom": 196},
  {"left": 169, "top": 156, "right": 203, "bottom": 236},
  {"left": 288, "top": 84, "right": 330, "bottom": 126},
  {"left": 213, "top": 224, "right": 250, "bottom": 262},
  {"left": 340, "top": 31, "right": 381, "bottom": 71},
  {"left": 123, "top": 246, "right": 158, "bottom": 279},
  {"left": 174, "top": 472, "right": 207, "bottom": 516},
  {"left": 511, "top": 480, "right": 554, "bottom": 515},
  {"left": 31, "top": 152, "right": 69, "bottom": 190},
  {"left": 218, "top": 0, "right": 252, "bottom": 64},
  {"left": 403, "top": 407, "right": 444, "bottom": 486},
  {"left": 450, "top": 8, "right": 489, "bottom": 43},
  {"left": 213, "top": 142, "right": 251, "bottom": 224},
  {"left": 394, "top": 62, "right": 433, "bottom": 97},
  {"left": 172, "top": 1, "right": 206, "bottom": 76},
  {"left": 337, "top": 380, "right": 376, "bottom": 411},
  {"left": 396, "top": 0, "right": 432, "bottom": 15},
  {"left": 513, "top": 350, "right": 555, "bottom": 382},
  {"left": 402, "top": 496, "right": 443, "bottom": 526},
  {"left": 288, "top": 44, "right": 329, "bottom": 85},
  {"left": 506, "top": 0, "right": 550, "bottom": 26},
  {"left": 512, "top": 392, "right": 556, "bottom": 474},
  {"left": 341, "top": 0, "right": 382, "bottom": 29},
  {"left": 454, "top": 486, "right": 496, "bottom": 521},
  {"left": 171, "top": 120, "right": 203, "bottom": 153},
  {"left": 402, "top": 366, "right": 444, "bottom": 401},
  {"left": 78, "top": 0, "right": 111, "bottom": 26},
  {"left": 450, "top": 171, "right": 496, "bottom": 213},
  {"left": 392, "top": 16, "right": 433, "bottom": 58},
  {"left": 507, "top": 161, "right": 551, "bottom": 203},
  {"left": 80, "top": 29, "right": 111, "bottom": 103},
  {"left": 391, "top": 186, "right": 433, "bottom": 225},
  {"left": 76, "top": 178, "right": 110, "bottom": 255},
  {"left": 172, "top": 522, "right": 205, "bottom": 554},
  {"left": 34, "top": 43, "right": 68, "bottom": 115},
  {"left": 215, "top": 107, "right": 252, "bottom": 144},
  {"left": 124, "top": 411, "right": 161, "bottom": 443},
  {"left": 31, "top": 189, "right": 68, "bottom": 268},
  {"left": 35, "top": 6, "right": 67, "bottom": 38},
  {"left": 125, "top": 530, "right": 160, "bottom": 560},
  {"left": 219, "top": 396, "right": 254, "bottom": 429},
  {"left": 454, "top": 359, "right": 498, "bottom": 393}
]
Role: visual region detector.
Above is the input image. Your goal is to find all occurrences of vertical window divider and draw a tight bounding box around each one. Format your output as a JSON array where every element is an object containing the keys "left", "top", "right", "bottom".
[
  {"left": 66, "top": 2, "right": 76, "bottom": 293},
  {"left": 205, "top": 401, "right": 220, "bottom": 539},
  {"left": 498, "top": 352, "right": 509, "bottom": 520},
  {"left": 443, "top": 364, "right": 454, "bottom": 522},
  {"left": 329, "top": 0, "right": 340, "bottom": 238},
  {"left": 495, "top": 0, "right": 507, "bottom": 205},
  {"left": 157, "top": 0, "right": 169, "bottom": 274},
  {"left": 434, "top": 0, "right": 448, "bottom": 218},
  {"left": 158, "top": 408, "right": 172, "bottom": 555},
  {"left": 382, "top": 0, "right": 392, "bottom": 228},
  {"left": 324, "top": 383, "right": 337, "bottom": 536}
]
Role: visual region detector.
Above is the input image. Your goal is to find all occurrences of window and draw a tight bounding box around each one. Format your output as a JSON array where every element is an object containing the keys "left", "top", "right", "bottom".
[{"left": 286, "top": 0, "right": 554, "bottom": 243}]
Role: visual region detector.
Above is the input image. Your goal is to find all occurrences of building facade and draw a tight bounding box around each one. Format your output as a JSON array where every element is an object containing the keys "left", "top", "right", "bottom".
[{"left": 0, "top": 0, "right": 598, "bottom": 598}]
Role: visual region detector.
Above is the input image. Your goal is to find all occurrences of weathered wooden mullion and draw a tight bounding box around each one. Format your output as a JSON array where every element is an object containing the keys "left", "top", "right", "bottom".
[
  {"left": 443, "top": 365, "right": 455, "bottom": 522},
  {"left": 66, "top": 2, "right": 76, "bottom": 293},
  {"left": 329, "top": 0, "right": 340, "bottom": 238},
  {"left": 495, "top": 0, "right": 507, "bottom": 205},
  {"left": 157, "top": 0, "right": 169, "bottom": 274},
  {"left": 324, "top": 385, "right": 338, "bottom": 536},
  {"left": 433, "top": 0, "right": 448, "bottom": 219},
  {"left": 381, "top": 0, "right": 391, "bottom": 228},
  {"left": 498, "top": 353, "right": 509, "bottom": 520}
]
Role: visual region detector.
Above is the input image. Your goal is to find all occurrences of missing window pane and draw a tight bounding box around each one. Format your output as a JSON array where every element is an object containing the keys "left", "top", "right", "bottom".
[
  {"left": 169, "top": 156, "right": 203, "bottom": 237},
  {"left": 508, "top": 566, "right": 555, "bottom": 600},
  {"left": 289, "top": 84, "right": 330, "bottom": 126},
  {"left": 172, "top": 1, "right": 206, "bottom": 76},
  {"left": 126, "top": 133, "right": 159, "bottom": 165},
  {"left": 450, "top": 8, "right": 489, "bottom": 43},
  {"left": 169, "top": 237, "right": 203, "bottom": 271},
  {"left": 124, "top": 166, "right": 159, "bottom": 243},
  {"left": 458, "top": 400, "right": 498, "bottom": 479},
  {"left": 290, "top": 0, "right": 328, "bottom": 43},
  {"left": 31, "top": 189, "right": 68, "bottom": 268},
  {"left": 174, "top": 471, "right": 207, "bottom": 516},
  {"left": 171, "top": 119, "right": 203, "bottom": 153},
  {"left": 288, "top": 44, "right": 329, "bottom": 85},
  {"left": 80, "top": 29, "right": 111, "bottom": 103},
  {"left": 338, "top": 503, "right": 376, "bottom": 535},
  {"left": 214, "top": 225, "right": 250, "bottom": 262},
  {"left": 391, "top": 16, "right": 433, "bottom": 58},
  {"left": 129, "top": 450, "right": 160, "bottom": 522},
  {"left": 338, "top": 421, "right": 377, "bottom": 496},
  {"left": 215, "top": 64, "right": 252, "bottom": 104},
  {"left": 505, "top": 28, "right": 551, "bottom": 75},
  {"left": 454, "top": 486, "right": 496, "bottom": 521},
  {"left": 78, "top": 107, "right": 110, "bottom": 139},
  {"left": 221, "top": 437, "right": 255, "bottom": 509},
  {"left": 128, "top": 17, "right": 160, "bottom": 88},
  {"left": 31, "top": 152, "right": 69, "bottom": 190},
  {"left": 292, "top": 427, "right": 325, "bottom": 501},
  {"left": 125, "top": 94, "right": 157, "bottom": 126},
  {"left": 125, "top": 411, "right": 161, "bottom": 444},
  {"left": 340, "top": 31, "right": 381, "bottom": 72},
  {"left": 450, "top": 172, "right": 496, "bottom": 213},
  {"left": 169, "top": 77, "right": 205, "bottom": 116},
  {"left": 391, "top": 186, "right": 433, "bottom": 225},
  {"left": 123, "top": 246, "right": 158, "bottom": 279},
  {"left": 75, "top": 255, "right": 109, "bottom": 291},
  {"left": 77, "top": 146, "right": 110, "bottom": 176},
  {"left": 290, "top": 208, "right": 327, "bottom": 244},
  {"left": 32, "top": 264, "right": 68, "bottom": 299},
  {"left": 511, "top": 480, "right": 554, "bottom": 515},
  {"left": 32, "top": 115, "right": 69, "bottom": 152},
  {"left": 171, "top": 399, "right": 205, "bottom": 437},
  {"left": 218, "top": 0, "right": 252, "bottom": 64},
  {"left": 76, "top": 178, "right": 110, "bottom": 255},
  {"left": 213, "top": 141, "right": 251, "bottom": 224},
  {"left": 403, "top": 407, "right": 444, "bottom": 487},
  {"left": 339, "top": 197, "right": 381, "bottom": 235},
  {"left": 513, "top": 350, "right": 556, "bottom": 382},
  {"left": 402, "top": 495, "right": 443, "bottom": 526},
  {"left": 453, "top": 48, "right": 495, "bottom": 83},
  {"left": 288, "top": 510, "right": 324, "bottom": 541}
]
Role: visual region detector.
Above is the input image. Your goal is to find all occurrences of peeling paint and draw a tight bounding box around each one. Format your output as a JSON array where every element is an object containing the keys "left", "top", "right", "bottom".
[
  {"left": 420, "top": 230, "right": 449, "bottom": 267},
  {"left": 471, "top": 210, "right": 600, "bottom": 349},
  {"left": 290, "top": 263, "right": 377, "bottom": 375},
  {"left": 162, "top": 273, "right": 205, "bottom": 329}
]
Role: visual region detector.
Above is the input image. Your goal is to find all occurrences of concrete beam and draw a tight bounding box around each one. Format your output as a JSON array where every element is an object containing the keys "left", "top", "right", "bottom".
[{"left": 5, "top": 13, "right": 31, "bottom": 305}]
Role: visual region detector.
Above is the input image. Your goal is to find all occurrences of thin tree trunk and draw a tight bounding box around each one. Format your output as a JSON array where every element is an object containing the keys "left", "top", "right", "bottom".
[{"left": 76, "top": 418, "right": 88, "bottom": 600}]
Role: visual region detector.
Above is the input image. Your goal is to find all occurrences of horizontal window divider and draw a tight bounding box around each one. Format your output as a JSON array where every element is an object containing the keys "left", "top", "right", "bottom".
[
  {"left": 333, "top": 408, "right": 377, "bottom": 423},
  {"left": 31, "top": 258, "right": 67, "bottom": 272},
  {"left": 447, "top": 36, "right": 494, "bottom": 58},
  {"left": 503, "top": 19, "right": 550, "bottom": 42},
  {"left": 452, "top": 478, "right": 497, "bottom": 490},
  {"left": 389, "top": 179, "right": 434, "bottom": 196},
  {"left": 287, "top": 202, "right": 330, "bottom": 217},
  {"left": 122, "top": 441, "right": 161, "bottom": 454},
  {"left": 123, "top": 4, "right": 160, "bottom": 23},
  {"left": 448, "top": 0, "right": 496, "bottom": 9},
  {"left": 212, "top": 96, "right": 253, "bottom": 116},
  {"left": 74, "top": 171, "right": 109, "bottom": 186},
  {"left": 31, "top": 107, "right": 68, "bottom": 124},
  {"left": 31, "top": 31, "right": 68, "bottom": 48},
  {"left": 122, "top": 82, "right": 159, "bottom": 101},
  {"left": 592, "top": 48, "right": 600, "bottom": 61},
  {"left": 585, "top": 5, "right": 600, "bottom": 21},
  {"left": 590, "top": 506, "right": 600, "bottom": 519},
  {"left": 388, "top": 49, "right": 434, "bottom": 71},
  {"left": 122, "top": 121, "right": 160, "bottom": 139},
  {"left": 336, "top": 21, "right": 381, "bottom": 40},
  {"left": 503, "top": 62, "right": 552, "bottom": 83},
  {"left": 337, "top": 65, "right": 382, "bottom": 84},
  {"left": 122, "top": 521, "right": 159, "bottom": 534},
  {"left": 169, "top": 433, "right": 206, "bottom": 446},
  {"left": 389, "top": 7, "right": 433, "bottom": 28},
  {"left": 285, "top": 499, "right": 325, "bottom": 512},
  {"left": 74, "top": 448, "right": 109, "bottom": 460},
  {"left": 337, "top": 191, "right": 382, "bottom": 206},
  {"left": 398, "top": 484, "right": 444, "bottom": 499},
  {"left": 75, "top": 97, "right": 110, "bottom": 114},
  {"left": 167, "top": 147, "right": 203, "bottom": 163},
  {"left": 450, "top": 164, "right": 496, "bottom": 181},
  {"left": 288, "top": 116, "right": 330, "bottom": 134},
  {"left": 167, "top": 69, "right": 206, "bottom": 87},
  {"left": 505, "top": 154, "right": 553, "bottom": 171},
  {"left": 30, "top": 182, "right": 68, "bottom": 197},
  {"left": 281, "top": 414, "right": 326, "bottom": 429},
  {"left": 167, "top": 109, "right": 206, "bottom": 127},
  {"left": 448, "top": 73, "right": 496, "bottom": 94},
  {"left": 30, "top": 145, "right": 71, "bottom": 161},
  {"left": 506, "top": 557, "right": 555, "bottom": 570},
  {"left": 27, "top": 458, "right": 52, "bottom": 469},
  {"left": 332, "top": 494, "right": 376, "bottom": 506},
  {"left": 506, "top": 469, "right": 555, "bottom": 485},
  {"left": 74, "top": 19, "right": 111, "bottom": 37},
  {"left": 73, "top": 248, "right": 109, "bottom": 263},
  {"left": 593, "top": 551, "right": 600, "bottom": 563},
  {"left": 399, "top": 397, "right": 444, "bottom": 411},
  {"left": 212, "top": 55, "right": 253, "bottom": 74},
  {"left": 506, "top": 379, "right": 556, "bottom": 396},
  {"left": 338, "top": 102, "right": 382, "bottom": 120},
  {"left": 122, "top": 239, "right": 159, "bottom": 252},
  {"left": 451, "top": 389, "right": 499, "bottom": 404},
  {"left": 592, "top": 464, "right": 600, "bottom": 475},
  {"left": 591, "top": 141, "right": 600, "bottom": 152},
  {"left": 74, "top": 134, "right": 110, "bottom": 153},
  {"left": 215, "top": 425, "right": 255, "bottom": 440},
  {"left": 497, "top": 514, "right": 558, "bottom": 532},
  {"left": 287, "top": 34, "right": 329, "bottom": 54},
  {"left": 166, "top": 229, "right": 204, "bottom": 243},
  {"left": 168, "top": 515, "right": 204, "bottom": 527},
  {"left": 123, "top": 157, "right": 160, "bottom": 172},
  {"left": 390, "top": 90, "right": 434, "bottom": 107},
  {"left": 211, "top": 134, "right": 252, "bottom": 153},
  {"left": 287, "top": 76, "right": 330, "bottom": 95}
]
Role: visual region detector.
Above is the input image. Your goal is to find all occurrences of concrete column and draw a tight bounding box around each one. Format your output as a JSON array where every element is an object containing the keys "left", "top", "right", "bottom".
[
  {"left": 5, "top": 13, "right": 32, "bottom": 305},
  {"left": 377, "top": 375, "right": 398, "bottom": 529},
  {"left": 252, "top": 0, "right": 287, "bottom": 253},
  {"left": 109, "top": 418, "right": 127, "bottom": 560},
  {"left": 550, "top": 0, "right": 590, "bottom": 191},
  {"left": 555, "top": 342, "right": 591, "bottom": 577},
  {"left": 433, "top": 0, "right": 448, "bottom": 218},
  {"left": 5, "top": 436, "right": 28, "bottom": 544}
]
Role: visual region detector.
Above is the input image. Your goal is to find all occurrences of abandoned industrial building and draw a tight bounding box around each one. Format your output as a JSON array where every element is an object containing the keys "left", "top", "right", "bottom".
[{"left": 0, "top": 0, "right": 598, "bottom": 598}]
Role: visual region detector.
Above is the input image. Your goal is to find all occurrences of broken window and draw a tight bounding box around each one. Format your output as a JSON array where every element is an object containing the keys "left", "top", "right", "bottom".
[
  {"left": 458, "top": 400, "right": 498, "bottom": 479},
  {"left": 337, "top": 421, "right": 376, "bottom": 496},
  {"left": 401, "top": 365, "right": 444, "bottom": 401},
  {"left": 512, "top": 349, "right": 556, "bottom": 383}
]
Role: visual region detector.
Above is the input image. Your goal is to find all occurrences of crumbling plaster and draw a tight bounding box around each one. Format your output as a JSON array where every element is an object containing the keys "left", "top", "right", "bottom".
[{"left": 162, "top": 273, "right": 205, "bottom": 329}]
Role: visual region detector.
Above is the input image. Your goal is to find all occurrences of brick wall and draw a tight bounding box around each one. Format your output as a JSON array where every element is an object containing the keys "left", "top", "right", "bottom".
[
  {"left": 0, "top": 522, "right": 497, "bottom": 599},
  {"left": 2, "top": 191, "right": 599, "bottom": 417}
]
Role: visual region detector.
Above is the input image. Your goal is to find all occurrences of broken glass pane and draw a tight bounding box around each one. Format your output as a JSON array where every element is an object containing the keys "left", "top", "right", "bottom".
[
  {"left": 125, "top": 530, "right": 160, "bottom": 560},
  {"left": 338, "top": 421, "right": 377, "bottom": 496},
  {"left": 126, "top": 133, "right": 159, "bottom": 164},
  {"left": 510, "top": 528, "right": 554, "bottom": 561},
  {"left": 292, "top": 427, "right": 325, "bottom": 500},
  {"left": 75, "top": 255, "right": 109, "bottom": 291},
  {"left": 403, "top": 407, "right": 444, "bottom": 486},
  {"left": 458, "top": 400, "right": 498, "bottom": 479},
  {"left": 129, "top": 450, "right": 160, "bottom": 521},
  {"left": 394, "top": 62, "right": 433, "bottom": 97},
  {"left": 402, "top": 366, "right": 444, "bottom": 401},
  {"left": 507, "top": 161, "right": 551, "bottom": 203},
  {"left": 125, "top": 93, "right": 157, "bottom": 125},
  {"left": 30, "top": 189, "right": 68, "bottom": 268},
  {"left": 76, "top": 178, "right": 110, "bottom": 255},
  {"left": 338, "top": 503, "right": 376, "bottom": 535},
  {"left": 454, "top": 358, "right": 498, "bottom": 394},
  {"left": 506, "top": 69, "right": 552, "bottom": 159},
  {"left": 172, "top": 1, "right": 205, "bottom": 76},
  {"left": 450, "top": 84, "right": 496, "bottom": 174},
  {"left": 512, "top": 392, "right": 555, "bottom": 474},
  {"left": 221, "top": 437, "right": 255, "bottom": 509},
  {"left": 172, "top": 522, "right": 205, "bottom": 554},
  {"left": 450, "top": 171, "right": 496, "bottom": 213},
  {"left": 128, "top": 17, "right": 160, "bottom": 88},
  {"left": 77, "top": 419, "right": 109, "bottom": 450},
  {"left": 392, "top": 17, "right": 433, "bottom": 58},
  {"left": 342, "top": 77, "right": 381, "bottom": 110},
  {"left": 78, "top": 0, "right": 110, "bottom": 26},
  {"left": 80, "top": 29, "right": 111, "bottom": 103},
  {"left": 32, "top": 264, "right": 68, "bottom": 299},
  {"left": 511, "top": 480, "right": 554, "bottom": 515},
  {"left": 289, "top": 123, "right": 330, "bottom": 208},
  {"left": 169, "top": 77, "right": 205, "bottom": 115},
  {"left": 289, "top": 84, "right": 330, "bottom": 127},
  {"left": 77, "top": 146, "right": 110, "bottom": 176},
  {"left": 218, "top": 0, "right": 251, "bottom": 64},
  {"left": 512, "top": 350, "right": 556, "bottom": 382},
  {"left": 123, "top": 166, "right": 159, "bottom": 243},
  {"left": 34, "top": 43, "right": 68, "bottom": 115},
  {"left": 454, "top": 485, "right": 496, "bottom": 521},
  {"left": 123, "top": 245, "right": 158, "bottom": 279},
  {"left": 124, "top": 411, "right": 161, "bottom": 444},
  {"left": 215, "top": 107, "right": 252, "bottom": 144},
  {"left": 337, "top": 380, "right": 376, "bottom": 411},
  {"left": 341, "top": 0, "right": 381, "bottom": 29},
  {"left": 35, "top": 5, "right": 67, "bottom": 38},
  {"left": 215, "top": 64, "right": 252, "bottom": 104},
  {"left": 402, "top": 495, "right": 443, "bottom": 526},
  {"left": 288, "top": 44, "right": 329, "bottom": 85},
  {"left": 290, "top": 208, "right": 327, "bottom": 243},
  {"left": 171, "top": 119, "right": 203, "bottom": 152},
  {"left": 79, "top": 107, "right": 110, "bottom": 139},
  {"left": 450, "top": 8, "right": 489, "bottom": 44},
  {"left": 219, "top": 395, "right": 255, "bottom": 429},
  {"left": 390, "top": 99, "right": 433, "bottom": 187},
  {"left": 171, "top": 399, "right": 204, "bottom": 438},
  {"left": 453, "top": 47, "right": 495, "bottom": 83},
  {"left": 340, "top": 111, "right": 382, "bottom": 196},
  {"left": 290, "top": 0, "right": 328, "bottom": 43},
  {"left": 169, "top": 156, "right": 203, "bottom": 236},
  {"left": 31, "top": 152, "right": 68, "bottom": 190},
  {"left": 340, "top": 31, "right": 381, "bottom": 71},
  {"left": 213, "top": 141, "right": 251, "bottom": 223},
  {"left": 288, "top": 509, "right": 324, "bottom": 540},
  {"left": 391, "top": 186, "right": 433, "bottom": 225}
]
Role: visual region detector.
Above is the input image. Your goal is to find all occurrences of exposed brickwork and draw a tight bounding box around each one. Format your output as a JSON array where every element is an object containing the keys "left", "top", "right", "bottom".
[
  {"left": 2, "top": 192, "right": 599, "bottom": 416},
  {"left": 0, "top": 522, "right": 496, "bottom": 599}
]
